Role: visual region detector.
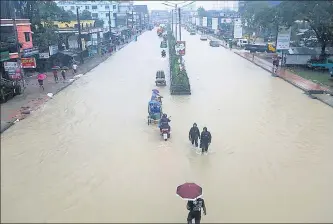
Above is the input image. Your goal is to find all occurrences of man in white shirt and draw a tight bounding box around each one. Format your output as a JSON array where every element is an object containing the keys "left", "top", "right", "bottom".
[{"left": 72, "top": 63, "right": 78, "bottom": 74}]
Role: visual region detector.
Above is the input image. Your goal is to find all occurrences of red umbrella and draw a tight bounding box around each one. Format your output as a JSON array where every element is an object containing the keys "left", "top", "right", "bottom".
[{"left": 176, "top": 183, "right": 202, "bottom": 201}]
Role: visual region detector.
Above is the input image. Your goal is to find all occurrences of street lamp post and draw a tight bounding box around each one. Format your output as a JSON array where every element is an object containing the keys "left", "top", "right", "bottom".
[{"left": 76, "top": 7, "right": 84, "bottom": 64}]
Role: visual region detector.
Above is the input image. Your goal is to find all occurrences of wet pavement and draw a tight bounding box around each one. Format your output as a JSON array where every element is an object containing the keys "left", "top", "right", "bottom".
[
  {"left": 1, "top": 29, "right": 333, "bottom": 223},
  {"left": 1, "top": 41, "right": 133, "bottom": 133}
]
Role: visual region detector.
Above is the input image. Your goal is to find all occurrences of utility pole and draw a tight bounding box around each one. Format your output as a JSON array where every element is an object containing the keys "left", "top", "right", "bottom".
[
  {"left": 175, "top": 7, "right": 178, "bottom": 41},
  {"left": 76, "top": 7, "right": 84, "bottom": 64},
  {"left": 131, "top": 10, "right": 134, "bottom": 29},
  {"left": 10, "top": 2, "right": 25, "bottom": 88},
  {"left": 108, "top": 10, "right": 112, "bottom": 41},
  {"left": 171, "top": 10, "right": 173, "bottom": 34},
  {"left": 178, "top": 7, "right": 182, "bottom": 41}
]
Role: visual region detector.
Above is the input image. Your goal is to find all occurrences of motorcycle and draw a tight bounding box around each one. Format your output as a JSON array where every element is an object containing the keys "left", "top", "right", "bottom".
[
  {"left": 161, "top": 50, "right": 166, "bottom": 58},
  {"left": 161, "top": 128, "right": 170, "bottom": 141},
  {"left": 160, "top": 117, "right": 171, "bottom": 141}
]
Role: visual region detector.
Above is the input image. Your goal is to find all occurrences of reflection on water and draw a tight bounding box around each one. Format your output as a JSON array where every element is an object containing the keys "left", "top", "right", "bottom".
[{"left": 1, "top": 30, "right": 333, "bottom": 223}]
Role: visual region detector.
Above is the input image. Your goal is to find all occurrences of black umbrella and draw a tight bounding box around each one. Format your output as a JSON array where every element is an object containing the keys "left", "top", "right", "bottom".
[{"left": 61, "top": 66, "right": 69, "bottom": 70}]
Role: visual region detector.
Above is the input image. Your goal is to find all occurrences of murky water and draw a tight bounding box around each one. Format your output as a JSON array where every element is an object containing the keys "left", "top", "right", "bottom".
[{"left": 1, "top": 29, "right": 333, "bottom": 223}]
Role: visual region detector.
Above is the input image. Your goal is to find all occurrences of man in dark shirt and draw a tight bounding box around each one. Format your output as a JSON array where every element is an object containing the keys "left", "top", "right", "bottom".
[
  {"left": 187, "top": 198, "right": 207, "bottom": 224},
  {"left": 200, "top": 127, "right": 212, "bottom": 155},
  {"left": 189, "top": 123, "right": 200, "bottom": 147}
]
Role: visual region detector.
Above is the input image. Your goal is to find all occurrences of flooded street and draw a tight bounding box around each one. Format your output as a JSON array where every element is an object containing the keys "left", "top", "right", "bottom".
[{"left": 1, "top": 29, "right": 333, "bottom": 223}]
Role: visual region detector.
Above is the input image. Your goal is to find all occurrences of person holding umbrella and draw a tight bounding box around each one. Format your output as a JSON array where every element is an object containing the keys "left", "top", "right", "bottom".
[
  {"left": 176, "top": 183, "right": 207, "bottom": 224},
  {"left": 61, "top": 66, "right": 68, "bottom": 80}
]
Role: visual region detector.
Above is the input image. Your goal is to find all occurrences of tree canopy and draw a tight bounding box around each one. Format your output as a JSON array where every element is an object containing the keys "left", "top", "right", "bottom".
[{"left": 241, "top": 1, "right": 333, "bottom": 54}]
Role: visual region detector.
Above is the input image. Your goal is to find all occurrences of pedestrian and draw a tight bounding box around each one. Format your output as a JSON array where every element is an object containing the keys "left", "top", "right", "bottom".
[
  {"left": 186, "top": 197, "right": 207, "bottom": 224},
  {"left": 72, "top": 63, "right": 78, "bottom": 74},
  {"left": 189, "top": 123, "right": 200, "bottom": 147},
  {"left": 61, "top": 69, "right": 66, "bottom": 80},
  {"left": 272, "top": 56, "right": 279, "bottom": 73},
  {"left": 37, "top": 72, "right": 46, "bottom": 91},
  {"left": 200, "top": 127, "right": 212, "bottom": 155},
  {"left": 52, "top": 69, "right": 59, "bottom": 83}
]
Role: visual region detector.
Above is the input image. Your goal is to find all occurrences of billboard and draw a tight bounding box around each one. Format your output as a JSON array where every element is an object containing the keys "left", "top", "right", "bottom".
[
  {"left": 202, "top": 17, "right": 207, "bottom": 27},
  {"left": 175, "top": 41, "right": 186, "bottom": 56},
  {"left": 212, "top": 18, "right": 218, "bottom": 30},
  {"left": 195, "top": 18, "right": 200, "bottom": 26},
  {"left": 233, "top": 19, "right": 243, "bottom": 39},
  {"left": 276, "top": 26, "right": 291, "bottom": 50}
]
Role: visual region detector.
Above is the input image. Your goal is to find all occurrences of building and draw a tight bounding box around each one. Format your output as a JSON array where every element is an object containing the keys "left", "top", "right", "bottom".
[
  {"left": 134, "top": 5, "right": 149, "bottom": 29},
  {"left": 56, "top": 1, "right": 119, "bottom": 31},
  {"left": 0, "top": 19, "right": 35, "bottom": 60},
  {"left": 117, "top": 1, "right": 134, "bottom": 28}
]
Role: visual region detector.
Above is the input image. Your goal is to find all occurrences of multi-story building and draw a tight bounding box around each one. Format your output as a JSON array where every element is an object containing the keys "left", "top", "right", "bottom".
[
  {"left": 0, "top": 19, "right": 35, "bottom": 60},
  {"left": 117, "top": 1, "right": 134, "bottom": 28},
  {"left": 134, "top": 5, "right": 149, "bottom": 29},
  {"left": 56, "top": 1, "right": 119, "bottom": 31}
]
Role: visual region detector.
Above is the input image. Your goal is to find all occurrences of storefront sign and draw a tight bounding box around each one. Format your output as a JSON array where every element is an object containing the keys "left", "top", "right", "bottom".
[
  {"left": 39, "top": 52, "right": 50, "bottom": 59},
  {"left": 23, "top": 47, "right": 39, "bottom": 57},
  {"left": 21, "top": 57, "right": 36, "bottom": 68},
  {"left": 0, "top": 51, "right": 10, "bottom": 62},
  {"left": 4, "top": 62, "right": 18, "bottom": 71},
  {"left": 175, "top": 41, "right": 186, "bottom": 56},
  {"left": 49, "top": 45, "right": 59, "bottom": 56}
]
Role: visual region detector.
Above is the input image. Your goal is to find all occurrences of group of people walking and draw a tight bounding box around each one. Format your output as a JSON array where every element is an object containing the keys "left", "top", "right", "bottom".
[{"left": 189, "top": 123, "right": 212, "bottom": 155}]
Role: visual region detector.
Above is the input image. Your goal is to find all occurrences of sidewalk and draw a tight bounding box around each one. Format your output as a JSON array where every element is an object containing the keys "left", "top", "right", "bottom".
[
  {"left": 0, "top": 41, "right": 133, "bottom": 133},
  {"left": 234, "top": 50, "right": 333, "bottom": 108}
]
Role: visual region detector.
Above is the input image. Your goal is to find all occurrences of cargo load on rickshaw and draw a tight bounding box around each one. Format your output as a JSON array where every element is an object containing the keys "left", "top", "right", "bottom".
[{"left": 155, "top": 70, "right": 166, "bottom": 86}]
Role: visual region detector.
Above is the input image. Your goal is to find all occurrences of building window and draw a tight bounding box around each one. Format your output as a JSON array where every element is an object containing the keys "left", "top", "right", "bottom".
[
  {"left": 105, "top": 5, "right": 109, "bottom": 9},
  {"left": 113, "top": 5, "right": 116, "bottom": 10},
  {"left": 92, "top": 13, "right": 98, "bottom": 18},
  {"left": 92, "top": 5, "right": 97, "bottom": 9},
  {"left": 70, "top": 6, "right": 75, "bottom": 10},
  {"left": 24, "top": 32, "right": 30, "bottom": 42},
  {"left": 85, "top": 6, "right": 89, "bottom": 10},
  {"left": 106, "top": 13, "right": 110, "bottom": 17}
]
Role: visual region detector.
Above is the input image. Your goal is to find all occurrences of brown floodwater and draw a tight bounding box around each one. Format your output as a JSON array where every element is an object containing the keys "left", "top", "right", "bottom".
[{"left": 1, "top": 29, "right": 333, "bottom": 223}]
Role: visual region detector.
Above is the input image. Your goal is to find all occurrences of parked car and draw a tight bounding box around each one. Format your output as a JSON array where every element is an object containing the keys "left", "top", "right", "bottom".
[
  {"left": 245, "top": 44, "right": 276, "bottom": 53},
  {"left": 200, "top": 35, "right": 208, "bottom": 41},
  {"left": 190, "top": 30, "right": 196, "bottom": 35},
  {"left": 209, "top": 40, "right": 220, "bottom": 47}
]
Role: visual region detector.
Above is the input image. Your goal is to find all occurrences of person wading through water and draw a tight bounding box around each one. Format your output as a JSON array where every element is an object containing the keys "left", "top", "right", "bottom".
[
  {"left": 189, "top": 123, "right": 200, "bottom": 147},
  {"left": 186, "top": 197, "right": 207, "bottom": 224},
  {"left": 200, "top": 127, "right": 212, "bottom": 155}
]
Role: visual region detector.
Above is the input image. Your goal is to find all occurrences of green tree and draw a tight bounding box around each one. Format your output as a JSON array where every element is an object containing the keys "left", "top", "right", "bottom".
[
  {"left": 278, "top": 1, "right": 333, "bottom": 55},
  {"left": 197, "top": 7, "right": 207, "bottom": 17},
  {"left": 80, "top": 10, "right": 92, "bottom": 20},
  {"left": 94, "top": 19, "right": 104, "bottom": 28}
]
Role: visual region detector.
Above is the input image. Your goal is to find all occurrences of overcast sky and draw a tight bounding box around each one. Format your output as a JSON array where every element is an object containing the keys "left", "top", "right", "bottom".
[{"left": 134, "top": 1, "right": 236, "bottom": 11}]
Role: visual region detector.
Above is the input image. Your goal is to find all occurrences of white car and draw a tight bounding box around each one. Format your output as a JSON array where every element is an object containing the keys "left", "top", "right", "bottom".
[{"left": 200, "top": 35, "right": 208, "bottom": 41}]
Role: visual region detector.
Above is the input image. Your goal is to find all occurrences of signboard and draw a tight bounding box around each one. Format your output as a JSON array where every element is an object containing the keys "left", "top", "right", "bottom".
[
  {"left": 21, "top": 57, "right": 36, "bottom": 68},
  {"left": 39, "top": 53, "right": 50, "bottom": 59},
  {"left": 202, "top": 17, "right": 207, "bottom": 27},
  {"left": 212, "top": 18, "right": 218, "bottom": 30},
  {"left": 49, "top": 45, "right": 58, "bottom": 56},
  {"left": 276, "top": 26, "right": 291, "bottom": 50},
  {"left": 4, "top": 62, "right": 18, "bottom": 71},
  {"left": 175, "top": 41, "right": 186, "bottom": 56},
  {"left": 192, "top": 17, "right": 195, "bottom": 24},
  {"left": 0, "top": 51, "right": 10, "bottom": 62},
  {"left": 23, "top": 47, "right": 39, "bottom": 57},
  {"left": 233, "top": 19, "right": 243, "bottom": 39},
  {"left": 195, "top": 18, "right": 200, "bottom": 26}
]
